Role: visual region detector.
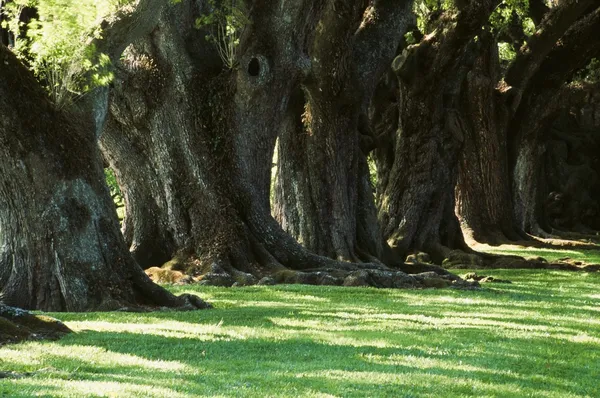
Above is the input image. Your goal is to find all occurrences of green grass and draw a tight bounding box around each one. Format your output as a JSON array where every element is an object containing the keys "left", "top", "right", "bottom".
[
  {"left": 1, "top": 270, "right": 599, "bottom": 397},
  {"left": 479, "top": 244, "right": 600, "bottom": 263}
]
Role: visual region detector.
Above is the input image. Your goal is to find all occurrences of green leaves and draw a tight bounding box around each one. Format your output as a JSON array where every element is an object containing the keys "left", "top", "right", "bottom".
[
  {"left": 195, "top": 0, "right": 250, "bottom": 69},
  {"left": 4, "top": 0, "right": 128, "bottom": 108}
]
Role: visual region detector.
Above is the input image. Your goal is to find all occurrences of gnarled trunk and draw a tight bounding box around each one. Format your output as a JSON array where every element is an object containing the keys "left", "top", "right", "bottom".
[
  {"left": 508, "top": 7, "right": 600, "bottom": 236},
  {"left": 374, "top": 1, "right": 502, "bottom": 262},
  {"left": 544, "top": 93, "right": 600, "bottom": 233},
  {"left": 455, "top": 33, "right": 521, "bottom": 244},
  {"left": 0, "top": 45, "right": 206, "bottom": 311},
  {"left": 377, "top": 78, "right": 467, "bottom": 262},
  {"left": 100, "top": 0, "right": 435, "bottom": 288},
  {"left": 273, "top": 0, "right": 413, "bottom": 264}
]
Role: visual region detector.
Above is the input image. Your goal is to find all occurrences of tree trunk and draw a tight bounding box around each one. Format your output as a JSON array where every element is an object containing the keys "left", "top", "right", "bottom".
[
  {"left": 455, "top": 4, "right": 600, "bottom": 243},
  {"left": 377, "top": 78, "right": 467, "bottom": 263},
  {"left": 273, "top": 0, "right": 413, "bottom": 264},
  {"left": 374, "top": 1, "right": 502, "bottom": 262},
  {"left": 455, "top": 33, "right": 522, "bottom": 244},
  {"left": 100, "top": 0, "right": 434, "bottom": 288},
  {"left": 0, "top": 44, "right": 207, "bottom": 311},
  {"left": 507, "top": 7, "right": 600, "bottom": 235},
  {"left": 544, "top": 91, "right": 600, "bottom": 233}
]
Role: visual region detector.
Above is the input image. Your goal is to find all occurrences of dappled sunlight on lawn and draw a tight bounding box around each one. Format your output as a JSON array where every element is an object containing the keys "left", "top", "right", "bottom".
[
  {"left": 15, "top": 378, "right": 191, "bottom": 398},
  {"left": 1, "top": 270, "right": 599, "bottom": 397},
  {"left": 293, "top": 369, "right": 579, "bottom": 398},
  {"left": 0, "top": 341, "right": 191, "bottom": 372},
  {"left": 67, "top": 319, "right": 257, "bottom": 341}
]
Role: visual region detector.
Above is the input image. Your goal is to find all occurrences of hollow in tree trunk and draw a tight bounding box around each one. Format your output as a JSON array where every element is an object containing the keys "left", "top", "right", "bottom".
[{"left": 101, "top": 0, "right": 444, "bottom": 289}]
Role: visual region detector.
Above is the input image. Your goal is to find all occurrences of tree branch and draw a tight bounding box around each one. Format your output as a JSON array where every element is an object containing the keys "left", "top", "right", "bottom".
[
  {"left": 523, "top": 7, "right": 600, "bottom": 99},
  {"left": 529, "top": 0, "right": 550, "bottom": 25},
  {"left": 95, "top": 0, "right": 167, "bottom": 65},
  {"left": 509, "top": 7, "right": 600, "bottom": 150},
  {"left": 504, "top": 0, "right": 595, "bottom": 101},
  {"left": 352, "top": 0, "right": 414, "bottom": 107}
]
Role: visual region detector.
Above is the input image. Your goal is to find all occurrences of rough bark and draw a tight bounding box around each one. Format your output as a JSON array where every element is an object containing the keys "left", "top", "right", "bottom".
[
  {"left": 0, "top": 45, "right": 208, "bottom": 311},
  {"left": 273, "top": 0, "right": 414, "bottom": 264},
  {"left": 455, "top": 33, "right": 520, "bottom": 244},
  {"left": 101, "top": 0, "right": 433, "bottom": 289},
  {"left": 375, "top": 1, "right": 500, "bottom": 262},
  {"left": 503, "top": 0, "right": 595, "bottom": 109},
  {"left": 509, "top": 7, "right": 600, "bottom": 235},
  {"left": 455, "top": 4, "right": 600, "bottom": 242},
  {"left": 544, "top": 87, "right": 600, "bottom": 232}
]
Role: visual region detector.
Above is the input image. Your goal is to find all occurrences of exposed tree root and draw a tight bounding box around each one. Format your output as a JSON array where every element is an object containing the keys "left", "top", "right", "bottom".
[
  {"left": 548, "top": 229, "right": 600, "bottom": 243},
  {"left": 461, "top": 224, "right": 534, "bottom": 247},
  {"left": 145, "top": 224, "right": 477, "bottom": 291},
  {"left": 0, "top": 304, "right": 72, "bottom": 346},
  {"left": 440, "top": 248, "right": 600, "bottom": 272}
]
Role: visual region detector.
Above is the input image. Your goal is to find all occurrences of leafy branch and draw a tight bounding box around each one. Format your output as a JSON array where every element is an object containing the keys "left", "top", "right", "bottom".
[{"left": 196, "top": 0, "right": 250, "bottom": 69}]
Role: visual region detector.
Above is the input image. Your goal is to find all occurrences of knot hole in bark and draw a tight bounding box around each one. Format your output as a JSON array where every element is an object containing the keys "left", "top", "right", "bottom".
[
  {"left": 248, "top": 58, "right": 260, "bottom": 77},
  {"left": 242, "top": 54, "right": 269, "bottom": 83}
]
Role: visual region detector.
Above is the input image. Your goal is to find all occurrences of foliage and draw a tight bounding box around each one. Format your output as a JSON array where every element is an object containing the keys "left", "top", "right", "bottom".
[
  {"left": 367, "top": 155, "right": 377, "bottom": 191},
  {"left": 489, "top": 0, "right": 535, "bottom": 68},
  {"left": 2, "top": 0, "right": 125, "bottom": 108},
  {"left": 489, "top": 0, "right": 534, "bottom": 35},
  {"left": 1, "top": 265, "right": 599, "bottom": 396},
  {"left": 497, "top": 41, "right": 517, "bottom": 63},
  {"left": 413, "top": 0, "right": 450, "bottom": 34},
  {"left": 104, "top": 168, "right": 125, "bottom": 221},
  {"left": 0, "top": 0, "right": 35, "bottom": 53},
  {"left": 195, "top": 0, "right": 250, "bottom": 69},
  {"left": 573, "top": 58, "right": 600, "bottom": 84}
]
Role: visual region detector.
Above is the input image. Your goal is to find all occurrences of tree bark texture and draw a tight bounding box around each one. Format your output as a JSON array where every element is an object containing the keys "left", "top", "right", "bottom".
[
  {"left": 273, "top": 0, "right": 414, "bottom": 264},
  {"left": 375, "top": 1, "right": 501, "bottom": 261},
  {"left": 542, "top": 86, "right": 600, "bottom": 233},
  {"left": 101, "top": 0, "right": 433, "bottom": 288},
  {"left": 509, "top": 7, "right": 600, "bottom": 234},
  {"left": 455, "top": 33, "right": 521, "bottom": 243},
  {"left": 0, "top": 45, "right": 206, "bottom": 311},
  {"left": 455, "top": 4, "right": 600, "bottom": 242}
]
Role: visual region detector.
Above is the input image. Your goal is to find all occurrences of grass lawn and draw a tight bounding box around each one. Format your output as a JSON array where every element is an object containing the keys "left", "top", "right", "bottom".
[
  {"left": 1, "top": 268, "right": 599, "bottom": 397},
  {"left": 474, "top": 243, "right": 600, "bottom": 264}
]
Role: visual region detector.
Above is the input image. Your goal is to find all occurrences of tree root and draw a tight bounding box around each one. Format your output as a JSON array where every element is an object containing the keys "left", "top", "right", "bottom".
[
  {"left": 0, "top": 304, "right": 72, "bottom": 346},
  {"left": 141, "top": 210, "right": 479, "bottom": 290},
  {"left": 148, "top": 247, "right": 476, "bottom": 290},
  {"left": 438, "top": 248, "right": 600, "bottom": 272}
]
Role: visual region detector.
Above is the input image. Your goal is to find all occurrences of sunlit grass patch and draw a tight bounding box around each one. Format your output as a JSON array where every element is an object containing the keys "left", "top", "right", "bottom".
[
  {"left": 476, "top": 243, "right": 600, "bottom": 263},
  {"left": 1, "top": 269, "right": 599, "bottom": 397}
]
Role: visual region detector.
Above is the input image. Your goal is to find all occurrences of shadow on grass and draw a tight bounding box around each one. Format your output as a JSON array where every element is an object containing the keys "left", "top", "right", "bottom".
[
  {"left": 3, "top": 277, "right": 599, "bottom": 397},
  {"left": 12, "top": 327, "right": 594, "bottom": 397}
]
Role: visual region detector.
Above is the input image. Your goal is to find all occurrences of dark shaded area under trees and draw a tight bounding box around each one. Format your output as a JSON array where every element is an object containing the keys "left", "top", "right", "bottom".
[{"left": 1, "top": 0, "right": 599, "bottom": 342}]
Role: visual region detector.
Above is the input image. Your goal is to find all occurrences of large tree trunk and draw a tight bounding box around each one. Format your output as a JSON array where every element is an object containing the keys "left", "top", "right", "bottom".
[
  {"left": 507, "top": 7, "right": 600, "bottom": 236},
  {"left": 375, "top": 2, "right": 501, "bottom": 262},
  {"left": 544, "top": 91, "right": 600, "bottom": 233},
  {"left": 0, "top": 44, "right": 207, "bottom": 311},
  {"left": 100, "top": 0, "right": 439, "bottom": 288},
  {"left": 273, "top": 0, "right": 413, "bottom": 264},
  {"left": 455, "top": 3, "right": 600, "bottom": 243},
  {"left": 455, "top": 33, "right": 522, "bottom": 244},
  {"left": 377, "top": 74, "right": 467, "bottom": 262}
]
